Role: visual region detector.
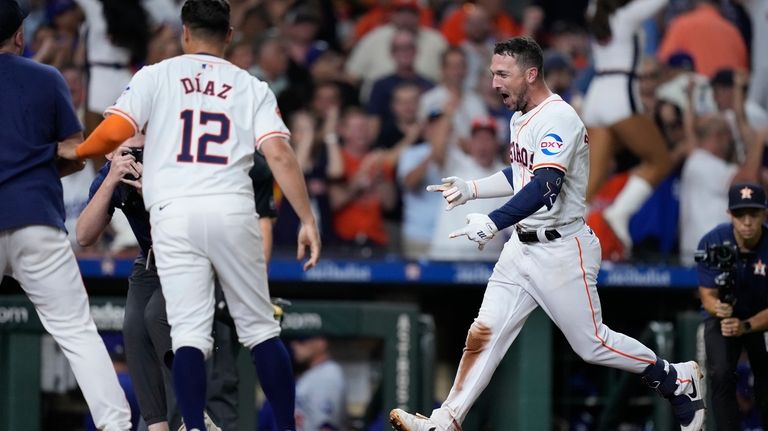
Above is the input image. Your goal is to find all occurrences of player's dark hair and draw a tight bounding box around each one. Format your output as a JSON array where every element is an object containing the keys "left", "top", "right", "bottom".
[
  {"left": 589, "top": 0, "right": 632, "bottom": 42},
  {"left": 181, "top": 0, "right": 231, "bottom": 41},
  {"left": 494, "top": 36, "right": 543, "bottom": 75},
  {"left": 100, "top": 0, "right": 149, "bottom": 65}
]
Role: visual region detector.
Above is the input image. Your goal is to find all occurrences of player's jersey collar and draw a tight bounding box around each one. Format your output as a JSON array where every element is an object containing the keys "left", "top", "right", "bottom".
[
  {"left": 516, "top": 93, "right": 562, "bottom": 121},
  {"left": 183, "top": 53, "right": 232, "bottom": 65}
]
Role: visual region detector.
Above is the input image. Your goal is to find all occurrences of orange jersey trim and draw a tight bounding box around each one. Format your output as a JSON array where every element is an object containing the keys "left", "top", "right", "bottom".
[
  {"left": 532, "top": 162, "right": 567, "bottom": 173},
  {"left": 576, "top": 237, "right": 656, "bottom": 366},
  {"left": 255, "top": 131, "right": 291, "bottom": 150}
]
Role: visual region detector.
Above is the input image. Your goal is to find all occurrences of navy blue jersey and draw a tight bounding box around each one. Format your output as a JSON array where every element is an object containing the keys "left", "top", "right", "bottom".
[
  {"left": 697, "top": 223, "right": 768, "bottom": 319},
  {"left": 0, "top": 54, "right": 82, "bottom": 231},
  {"left": 89, "top": 162, "right": 153, "bottom": 258}
]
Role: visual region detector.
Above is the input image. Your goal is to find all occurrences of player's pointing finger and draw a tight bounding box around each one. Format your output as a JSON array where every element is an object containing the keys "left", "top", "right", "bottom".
[{"left": 449, "top": 227, "right": 469, "bottom": 239}]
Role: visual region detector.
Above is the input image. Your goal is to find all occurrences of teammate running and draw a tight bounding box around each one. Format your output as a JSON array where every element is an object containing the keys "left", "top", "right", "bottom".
[
  {"left": 59, "top": 1, "right": 321, "bottom": 430},
  {"left": 389, "top": 36, "right": 705, "bottom": 431}
]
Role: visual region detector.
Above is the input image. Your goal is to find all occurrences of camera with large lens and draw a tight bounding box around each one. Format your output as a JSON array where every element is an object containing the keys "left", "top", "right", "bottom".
[{"left": 694, "top": 241, "right": 740, "bottom": 304}]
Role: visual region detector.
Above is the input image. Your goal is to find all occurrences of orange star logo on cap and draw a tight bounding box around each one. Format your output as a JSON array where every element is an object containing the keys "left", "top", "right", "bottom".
[{"left": 740, "top": 186, "right": 754, "bottom": 199}]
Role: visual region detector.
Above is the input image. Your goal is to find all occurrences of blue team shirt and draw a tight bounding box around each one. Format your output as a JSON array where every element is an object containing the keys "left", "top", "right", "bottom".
[
  {"left": 89, "top": 162, "right": 153, "bottom": 259},
  {"left": 697, "top": 223, "right": 768, "bottom": 320},
  {"left": 0, "top": 54, "right": 82, "bottom": 231}
]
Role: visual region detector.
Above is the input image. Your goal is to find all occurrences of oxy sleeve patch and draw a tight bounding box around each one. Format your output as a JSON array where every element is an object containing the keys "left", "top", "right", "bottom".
[{"left": 539, "top": 133, "right": 565, "bottom": 156}]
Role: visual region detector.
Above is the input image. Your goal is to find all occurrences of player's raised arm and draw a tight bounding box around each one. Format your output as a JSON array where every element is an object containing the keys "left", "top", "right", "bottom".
[
  {"left": 260, "top": 136, "right": 321, "bottom": 270},
  {"left": 57, "top": 114, "right": 136, "bottom": 160}
]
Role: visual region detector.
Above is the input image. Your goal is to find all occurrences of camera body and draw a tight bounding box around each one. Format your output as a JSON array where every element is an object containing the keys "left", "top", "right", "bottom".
[
  {"left": 695, "top": 241, "right": 740, "bottom": 304},
  {"left": 118, "top": 147, "right": 144, "bottom": 207},
  {"left": 122, "top": 148, "right": 143, "bottom": 181}
]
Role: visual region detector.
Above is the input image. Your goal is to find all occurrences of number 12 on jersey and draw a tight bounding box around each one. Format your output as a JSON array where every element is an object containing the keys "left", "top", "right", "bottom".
[{"left": 177, "top": 110, "right": 231, "bottom": 164}]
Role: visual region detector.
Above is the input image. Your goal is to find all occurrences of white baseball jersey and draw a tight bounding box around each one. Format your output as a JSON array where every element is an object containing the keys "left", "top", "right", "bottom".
[
  {"left": 507, "top": 93, "right": 588, "bottom": 231},
  {"left": 106, "top": 53, "right": 290, "bottom": 210}
]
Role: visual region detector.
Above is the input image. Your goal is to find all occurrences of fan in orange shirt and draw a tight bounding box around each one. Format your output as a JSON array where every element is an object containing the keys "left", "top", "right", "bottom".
[
  {"left": 348, "top": 0, "right": 434, "bottom": 49},
  {"left": 440, "top": 0, "right": 522, "bottom": 46}
]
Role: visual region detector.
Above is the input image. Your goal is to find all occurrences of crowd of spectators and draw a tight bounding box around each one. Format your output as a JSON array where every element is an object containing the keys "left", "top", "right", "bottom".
[{"left": 26, "top": 0, "right": 768, "bottom": 264}]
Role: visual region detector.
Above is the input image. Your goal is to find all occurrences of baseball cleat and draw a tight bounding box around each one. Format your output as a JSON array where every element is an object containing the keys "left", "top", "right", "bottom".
[
  {"left": 177, "top": 411, "right": 222, "bottom": 431},
  {"left": 669, "top": 361, "right": 705, "bottom": 431},
  {"left": 390, "top": 408, "right": 437, "bottom": 431}
]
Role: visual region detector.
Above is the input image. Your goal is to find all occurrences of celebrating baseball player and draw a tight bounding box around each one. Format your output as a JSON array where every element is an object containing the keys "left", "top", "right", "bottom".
[
  {"left": 389, "top": 37, "right": 705, "bottom": 431},
  {"left": 0, "top": 1, "right": 132, "bottom": 430},
  {"left": 59, "top": 1, "right": 321, "bottom": 430}
]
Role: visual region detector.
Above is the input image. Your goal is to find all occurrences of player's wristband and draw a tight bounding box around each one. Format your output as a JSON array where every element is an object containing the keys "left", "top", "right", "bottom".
[{"left": 473, "top": 168, "right": 515, "bottom": 199}]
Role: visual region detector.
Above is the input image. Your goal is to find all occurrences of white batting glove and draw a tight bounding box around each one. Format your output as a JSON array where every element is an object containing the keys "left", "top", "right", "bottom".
[
  {"left": 426, "top": 176, "right": 476, "bottom": 210},
  {"left": 449, "top": 213, "right": 498, "bottom": 250}
]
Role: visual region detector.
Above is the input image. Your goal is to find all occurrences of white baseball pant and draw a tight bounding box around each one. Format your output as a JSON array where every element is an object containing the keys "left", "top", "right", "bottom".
[
  {"left": 430, "top": 222, "right": 657, "bottom": 430},
  {"left": 0, "top": 225, "right": 132, "bottom": 431},
  {"left": 149, "top": 195, "right": 280, "bottom": 358}
]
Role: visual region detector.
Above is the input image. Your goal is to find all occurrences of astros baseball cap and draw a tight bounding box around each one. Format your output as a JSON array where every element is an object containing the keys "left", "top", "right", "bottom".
[
  {"left": 0, "top": 0, "right": 27, "bottom": 42},
  {"left": 728, "top": 183, "right": 767, "bottom": 210}
]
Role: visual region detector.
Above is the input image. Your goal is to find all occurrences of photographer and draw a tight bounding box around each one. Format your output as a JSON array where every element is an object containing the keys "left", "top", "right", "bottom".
[
  {"left": 697, "top": 182, "right": 768, "bottom": 430},
  {"left": 77, "top": 136, "right": 277, "bottom": 430}
]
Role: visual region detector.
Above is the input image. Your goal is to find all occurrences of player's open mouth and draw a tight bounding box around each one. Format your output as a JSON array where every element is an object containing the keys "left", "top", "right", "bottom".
[{"left": 500, "top": 92, "right": 510, "bottom": 103}]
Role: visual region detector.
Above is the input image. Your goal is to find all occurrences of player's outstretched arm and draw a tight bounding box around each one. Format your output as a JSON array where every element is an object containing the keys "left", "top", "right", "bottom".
[
  {"left": 426, "top": 168, "right": 515, "bottom": 210},
  {"left": 261, "top": 136, "right": 321, "bottom": 270},
  {"left": 59, "top": 115, "right": 136, "bottom": 160}
]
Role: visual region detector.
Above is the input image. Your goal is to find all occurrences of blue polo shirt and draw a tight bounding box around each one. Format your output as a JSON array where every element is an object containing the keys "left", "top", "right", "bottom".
[
  {"left": 0, "top": 53, "right": 82, "bottom": 231},
  {"left": 88, "top": 162, "right": 153, "bottom": 259},
  {"left": 697, "top": 223, "right": 768, "bottom": 320}
]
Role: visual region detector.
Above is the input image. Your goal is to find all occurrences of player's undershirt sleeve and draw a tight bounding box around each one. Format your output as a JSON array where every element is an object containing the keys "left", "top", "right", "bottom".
[
  {"left": 252, "top": 82, "right": 290, "bottom": 150},
  {"left": 488, "top": 168, "right": 564, "bottom": 230},
  {"left": 75, "top": 114, "right": 135, "bottom": 158}
]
